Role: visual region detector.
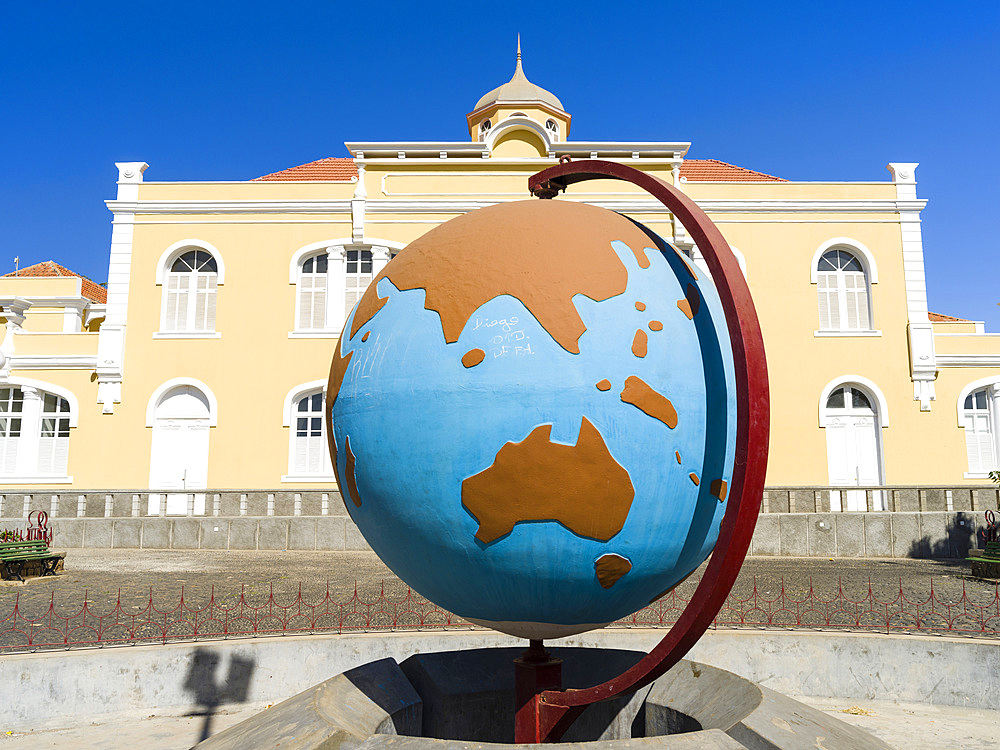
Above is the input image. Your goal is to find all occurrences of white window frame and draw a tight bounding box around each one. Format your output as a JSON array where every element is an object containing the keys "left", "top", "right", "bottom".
[
  {"left": 957, "top": 377, "right": 1000, "bottom": 478},
  {"left": 288, "top": 239, "right": 402, "bottom": 337},
  {"left": 0, "top": 378, "right": 78, "bottom": 484},
  {"left": 281, "top": 380, "right": 335, "bottom": 482},
  {"left": 810, "top": 238, "right": 878, "bottom": 335},
  {"left": 155, "top": 240, "right": 225, "bottom": 338},
  {"left": 818, "top": 377, "right": 888, "bottom": 511},
  {"left": 296, "top": 252, "right": 331, "bottom": 331}
]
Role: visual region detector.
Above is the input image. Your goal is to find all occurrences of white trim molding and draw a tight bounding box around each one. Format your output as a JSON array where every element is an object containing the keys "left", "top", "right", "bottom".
[
  {"left": 809, "top": 237, "right": 879, "bottom": 284},
  {"left": 288, "top": 237, "right": 406, "bottom": 282},
  {"left": 282, "top": 380, "right": 327, "bottom": 427},
  {"left": 813, "top": 330, "right": 882, "bottom": 338},
  {"left": 956, "top": 376, "right": 1000, "bottom": 427},
  {"left": 3, "top": 377, "right": 80, "bottom": 427},
  {"left": 937, "top": 354, "right": 1000, "bottom": 368},
  {"left": 155, "top": 239, "right": 226, "bottom": 285},
  {"left": 145, "top": 378, "right": 219, "bottom": 427},
  {"left": 818, "top": 376, "right": 890, "bottom": 428},
  {"left": 152, "top": 332, "right": 222, "bottom": 340},
  {"left": 9, "top": 355, "right": 99, "bottom": 371}
]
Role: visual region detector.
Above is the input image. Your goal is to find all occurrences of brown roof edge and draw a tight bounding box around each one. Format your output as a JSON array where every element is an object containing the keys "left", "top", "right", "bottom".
[
  {"left": 928, "top": 312, "right": 971, "bottom": 322},
  {"left": 253, "top": 157, "right": 358, "bottom": 182},
  {"left": 680, "top": 158, "right": 786, "bottom": 182},
  {"left": 2, "top": 261, "right": 107, "bottom": 304}
]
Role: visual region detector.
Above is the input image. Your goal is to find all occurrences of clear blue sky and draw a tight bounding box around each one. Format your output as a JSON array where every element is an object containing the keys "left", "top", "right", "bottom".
[{"left": 2, "top": 2, "right": 998, "bottom": 325}]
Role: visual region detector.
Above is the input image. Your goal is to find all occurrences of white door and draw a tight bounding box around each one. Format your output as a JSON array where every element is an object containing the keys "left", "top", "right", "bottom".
[
  {"left": 149, "top": 386, "right": 210, "bottom": 515},
  {"left": 825, "top": 386, "right": 884, "bottom": 511}
]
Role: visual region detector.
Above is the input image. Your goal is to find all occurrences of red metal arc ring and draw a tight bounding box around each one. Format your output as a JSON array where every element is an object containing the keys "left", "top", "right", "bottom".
[{"left": 525, "top": 160, "right": 770, "bottom": 742}]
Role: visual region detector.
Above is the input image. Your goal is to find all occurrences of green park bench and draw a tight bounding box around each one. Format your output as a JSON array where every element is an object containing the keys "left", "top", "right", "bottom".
[
  {"left": 0, "top": 540, "right": 65, "bottom": 582},
  {"left": 967, "top": 540, "right": 1000, "bottom": 580}
]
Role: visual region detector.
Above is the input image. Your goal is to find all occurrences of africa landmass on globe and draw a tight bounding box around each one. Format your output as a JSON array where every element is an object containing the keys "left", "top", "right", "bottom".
[{"left": 327, "top": 199, "right": 737, "bottom": 638}]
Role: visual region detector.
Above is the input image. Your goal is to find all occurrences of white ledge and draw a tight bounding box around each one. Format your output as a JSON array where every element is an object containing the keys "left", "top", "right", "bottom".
[
  {"left": 288, "top": 331, "right": 342, "bottom": 339},
  {"left": 153, "top": 332, "right": 222, "bottom": 339},
  {"left": 814, "top": 330, "right": 882, "bottom": 337},
  {"left": 0, "top": 475, "right": 73, "bottom": 485}
]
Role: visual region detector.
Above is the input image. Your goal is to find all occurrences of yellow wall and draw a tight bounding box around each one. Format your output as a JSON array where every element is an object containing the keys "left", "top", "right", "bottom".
[{"left": 5, "top": 119, "right": 999, "bottom": 493}]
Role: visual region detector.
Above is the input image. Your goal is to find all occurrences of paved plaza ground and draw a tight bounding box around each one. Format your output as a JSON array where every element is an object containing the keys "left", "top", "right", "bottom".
[
  {"left": 2, "top": 551, "right": 999, "bottom": 749},
  {"left": 3, "top": 550, "right": 997, "bottom": 623}
]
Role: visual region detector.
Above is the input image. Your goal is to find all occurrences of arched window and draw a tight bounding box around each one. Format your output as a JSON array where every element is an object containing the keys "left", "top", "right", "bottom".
[
  {"left": 479, "top": 119, "right": 492, "bottom": 141},
  {"left": 817, "top": 248, "right": 872, "bottom": 331},
  {"left": 545, "top": 119, "right": 559, "bottom": 140},
  {"left": 162, "top": 249, "right": 218, "bottom": 332},
  {"left": 282, "top": 382, "right": 334, "bottom": 480},
  {"left": 0, "top": 384, "right": 76, "bottom": 479},
  {"left": 821, "top": 382, "right": 885, "bottom": 510},
  {"left": 291, "top": 391, "right": 331, "bottom": 476},
  {"left": 962, "top": 387, "right": 997, "bottom": 474},
  {"left": 297, "top": 253, "right": 329, "bottom": 330},
  {"left": 345, "top": 249, "right": 373, "bottom": 317}
]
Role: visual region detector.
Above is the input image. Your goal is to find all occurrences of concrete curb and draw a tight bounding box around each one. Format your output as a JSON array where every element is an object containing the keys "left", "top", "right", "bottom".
[{"left": 2, "top": 629, "right": 997, "bottom": 732}]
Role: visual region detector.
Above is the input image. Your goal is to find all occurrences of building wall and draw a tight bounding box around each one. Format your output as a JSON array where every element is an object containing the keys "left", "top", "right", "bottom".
[{"left": 2, "top": 112, "right": 999, "bottom": 494}]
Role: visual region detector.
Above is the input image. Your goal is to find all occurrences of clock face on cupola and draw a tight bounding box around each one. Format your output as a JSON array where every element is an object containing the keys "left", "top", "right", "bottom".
[{"left": 466, "top": 37, "right": 571, "bottom": 157}]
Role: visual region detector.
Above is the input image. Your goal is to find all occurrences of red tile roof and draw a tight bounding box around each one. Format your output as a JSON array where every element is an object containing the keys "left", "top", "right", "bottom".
[
  {"left": 253, "top": 158, "right": 358, "bottom": 182},
  {"left": 928, "top": 312, "right": 970, "bottom": 322},
  {"left": 3, "top": 261, "right": 107, "bottom": 303},
  {"left": 680, "top": 159, "right": 785, "bottom": 182},
  {"left": 253, "top": 156, "right": 783, "bottom": 183}
]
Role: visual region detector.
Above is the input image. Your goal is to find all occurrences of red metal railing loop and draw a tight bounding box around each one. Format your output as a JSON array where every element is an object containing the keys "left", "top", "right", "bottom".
[{"left": 0, "top": 576, "right": 998, "bottom": 652}]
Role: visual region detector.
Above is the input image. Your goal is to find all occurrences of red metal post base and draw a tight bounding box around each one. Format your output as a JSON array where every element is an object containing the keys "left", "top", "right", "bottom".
[{"left": 514, "top": 640, "right": 563, "bottom": 743}]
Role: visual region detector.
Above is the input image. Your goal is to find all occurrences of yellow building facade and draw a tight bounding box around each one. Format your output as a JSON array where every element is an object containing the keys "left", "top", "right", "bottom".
[{"left": 2, "top": 56, "right": 999, "bottom": 512}]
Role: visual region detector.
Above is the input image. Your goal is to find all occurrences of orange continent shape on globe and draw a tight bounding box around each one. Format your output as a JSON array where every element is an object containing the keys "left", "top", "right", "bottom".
[
  {"left": 347, "top": 200, "right": 654, "bottom": 353},
  {"left": 461, "top": 417, "right": 635, "bottom": 544}
]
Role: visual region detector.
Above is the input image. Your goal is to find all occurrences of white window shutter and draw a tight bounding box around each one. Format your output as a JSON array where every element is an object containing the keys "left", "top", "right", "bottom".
[
  {"left": 0, "top": 437, "right": 18, "bottom": 474},
  {"left": 312, "top": 279, "right": 327, "bottom": 329}
]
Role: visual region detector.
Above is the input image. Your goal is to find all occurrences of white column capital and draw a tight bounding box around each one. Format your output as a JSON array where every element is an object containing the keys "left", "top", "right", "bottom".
[
  {"left": 886, "top": 162, "right": 918, "bottom": 184},
  {"left": 115, "top": 162, "right": 149, "bottom": 183}
]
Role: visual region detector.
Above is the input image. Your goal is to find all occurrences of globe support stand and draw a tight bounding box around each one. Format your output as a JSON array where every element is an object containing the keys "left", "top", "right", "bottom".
[
  {"left": 514, "top": 640, "right": 563, "bottom": 743},
  {"left": 514, "top": 160, "right": 770, "bottom": 744}
]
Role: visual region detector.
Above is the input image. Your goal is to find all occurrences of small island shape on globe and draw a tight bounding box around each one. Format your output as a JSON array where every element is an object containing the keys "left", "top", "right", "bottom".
[{"left": 328, "top": 199, "right": 737, "bottom": 639}]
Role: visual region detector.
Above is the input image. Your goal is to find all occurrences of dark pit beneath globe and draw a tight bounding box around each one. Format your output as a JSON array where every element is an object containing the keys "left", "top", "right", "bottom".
[{"left": 327, "top": 199, "right": 737, "bottom": 640}]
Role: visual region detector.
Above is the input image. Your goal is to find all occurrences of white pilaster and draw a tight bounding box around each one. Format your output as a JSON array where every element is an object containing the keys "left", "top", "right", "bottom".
[
  {"left": 0, "top": 298, "right": 30, "bottom": 382},
  {"left": 888, "top": 163, "right": 937, "bottom": 411},
  {"left": 96, "top": 162, "right": 148, "bottom": 413},
  {"left": 371, "top": 245, "right": 392, "bottom": 276},
  {"left": 351, "top": 164, "right": 367, "bottom": 244},
  {"left": 328, "top": 246, "right": 348, "bottom": 331},
  {"left": 16, "top": 387, "right": 42, "bottom": 476}
]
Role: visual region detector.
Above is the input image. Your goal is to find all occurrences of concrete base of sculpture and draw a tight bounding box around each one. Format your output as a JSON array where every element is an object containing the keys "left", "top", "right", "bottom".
[{"left": 196, "top": 648, "right": 893, "bottom": 749}]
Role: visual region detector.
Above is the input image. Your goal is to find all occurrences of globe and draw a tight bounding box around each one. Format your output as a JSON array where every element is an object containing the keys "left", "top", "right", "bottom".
[{"left": 327, "top": 199, "right": 737, "bottom": 640}]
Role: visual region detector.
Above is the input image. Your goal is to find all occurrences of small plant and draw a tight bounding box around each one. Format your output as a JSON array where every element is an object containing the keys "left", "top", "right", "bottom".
[{"left": 0, "top": 529, "right": 25, "bottom": 543}]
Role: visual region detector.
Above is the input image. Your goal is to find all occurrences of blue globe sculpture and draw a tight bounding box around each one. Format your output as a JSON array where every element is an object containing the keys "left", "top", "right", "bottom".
[{"left": 328, "top": 199, "right": 737, "bottom": 639}]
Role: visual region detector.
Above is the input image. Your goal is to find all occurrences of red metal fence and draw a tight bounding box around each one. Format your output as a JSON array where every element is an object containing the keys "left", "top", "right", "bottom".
[{"left": 1, "top": 577, "right": 998, "bottom": 653}]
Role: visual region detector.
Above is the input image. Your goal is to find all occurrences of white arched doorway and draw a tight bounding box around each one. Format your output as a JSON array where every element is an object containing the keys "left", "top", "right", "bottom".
[
  {"left": 148, "top": 384, "right": 212, "bottom": 515},
  {"left": 822, "top": 383, "right": 885, "bottom": 511}
]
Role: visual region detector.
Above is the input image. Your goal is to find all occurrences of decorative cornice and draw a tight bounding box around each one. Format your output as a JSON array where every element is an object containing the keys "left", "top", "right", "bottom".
[
  {"left": 106, "top": 199, "right": 353, "bottom": 215},
  {"left": 105, "top": 196, "right": 927, "bottom": 218},
  {"left": 9, "top": 355, "right": 98, "bottom": 370},
  {"left": 935, "top": 354, "right": 1000, "bottom": 368}
]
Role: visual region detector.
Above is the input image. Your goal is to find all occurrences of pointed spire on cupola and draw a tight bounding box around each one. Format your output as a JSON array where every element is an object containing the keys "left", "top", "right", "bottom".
[{"left": 472, "top": 36, "right": 565, "bottom": 113}]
